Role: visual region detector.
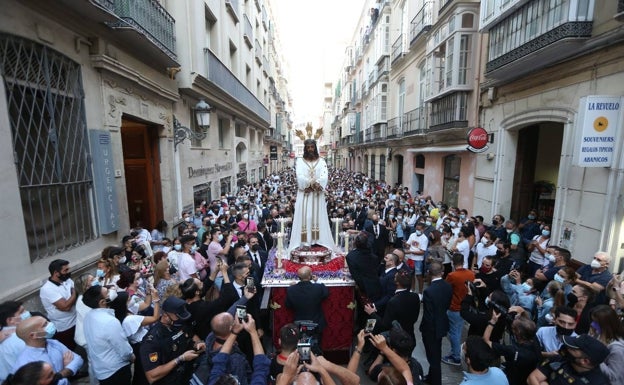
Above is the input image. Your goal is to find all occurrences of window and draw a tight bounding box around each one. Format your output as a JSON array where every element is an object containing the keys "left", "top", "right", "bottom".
[
  {"left": 0, "top": 34, "right": 95, "bottom": 261},
  {"left": 371, "top": 154, "right": 376, "bottom": 178},
  {"left": 193, "top": 182, "right": 212, "bottom": 209},
  {"left": 380, "top": 155, "right": 386, "bottom": 182},
  {"left": 220, "top": 177, "right": 232, "bottom": 195},
  {"left": 218, "top": 118, "right": 225, "bottom": 148},
  {"left": 446, "top": 37, "right": 454, "bottom": 88},
  {"left": 461, "top": 13, "right": 474, "bottom": 28},
  {"left": 443, "top": 155, "right": 461, "bottom": 207},
  {"left": 458, "top": 35, "right": 470, "bottom": 85},
  {"left": 415, "top": 154, "right": 425, "bottom": 168},
  {"left": 398, "top": 79, "right": 406, "bottom": 128}
]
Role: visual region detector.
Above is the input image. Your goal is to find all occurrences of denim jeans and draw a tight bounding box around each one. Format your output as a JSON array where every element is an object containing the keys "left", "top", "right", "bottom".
[{"left": 446, "top": 310, "right": 464, "bottom": 360}]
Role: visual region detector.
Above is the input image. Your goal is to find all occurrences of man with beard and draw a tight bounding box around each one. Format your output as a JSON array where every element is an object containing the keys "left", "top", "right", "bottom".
[{"left": 289, "top": 138, "right": 335, "bottom": 251}]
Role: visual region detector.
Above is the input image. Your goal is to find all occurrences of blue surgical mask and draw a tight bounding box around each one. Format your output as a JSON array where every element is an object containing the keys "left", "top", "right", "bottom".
[
  {"left": 450, "top": 221, "right": 456, "bottom": 227},
  {"left": 218, "top": 234, "right": 224, "bottom": 242},
  {"left": 554, "top": 274, "right": 565, "bottom": 283},
  {"left": 190, "top": 245, "right": 198, "bottom": 253},
  {"left": 96, "top": 269, "right": 105, "bottom": 278},
  {"left": 542, "top": 230, "right": 550, "bottom": 237},
  {"left": 91, "top": 280, "right": 101, "bottom": 287},
  {"left": 528, "top": 214, "right": 536, "bottom": 220},
  {"left": 460, "top": 214, "right": 466, "bottom": 219},
  {"left": 521, "top": 282, "right": 532, "bottom": 292},
  {"left": 174, "top": 244, "right": 182, "bottom": 251},
  {"left": 19, "top": 311, "right": 31, "bottom": 321},
  {"left": 546, "top": 253, "right": 556, "bottom": 263},
  {"left": 415, "top": 230, "right": 423, "bottom": 236},
  {"left": 425, "top": 221, "right": 432, "bottom": 226},
  {"left": 39, "top": 322, "right": 57, "bottom": 339}
]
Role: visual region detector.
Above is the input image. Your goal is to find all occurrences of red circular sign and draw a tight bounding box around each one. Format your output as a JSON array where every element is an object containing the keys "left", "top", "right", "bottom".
[{"left": 467, "top": 127, "right": 488, "bottom": 149}]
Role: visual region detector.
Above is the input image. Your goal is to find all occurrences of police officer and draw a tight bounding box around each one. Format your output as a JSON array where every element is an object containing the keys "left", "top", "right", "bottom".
[{"left": 140, "top": 297, "right": 206, "bottom": 385}]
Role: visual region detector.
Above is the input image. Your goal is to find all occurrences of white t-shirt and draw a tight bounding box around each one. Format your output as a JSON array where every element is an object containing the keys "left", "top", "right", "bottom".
[
  {"left": 475, "top": 243, "right": 497, "bottom": 268},
  {"left": 122, "top": 314, "right": 148, "bottom": 344},
  {"left": 178, "top": 252, "right": 198, "bottom": 281},
  {"left": 39, "top": 279, "right": 76, "bottom": 332},
  {"left": 406, "top": 232, "right": 429, "bottom": 261},
  {"left": 456, "top": 239, "right": 471, "bottom": 268},
  {"left": 74, "top": 294, "right": 91, "bottom": 347}
]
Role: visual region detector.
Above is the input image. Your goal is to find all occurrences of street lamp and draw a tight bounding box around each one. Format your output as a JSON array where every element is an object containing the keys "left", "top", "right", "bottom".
[{"left": 173, "top": 99, "right": 213, "bottom": 151}]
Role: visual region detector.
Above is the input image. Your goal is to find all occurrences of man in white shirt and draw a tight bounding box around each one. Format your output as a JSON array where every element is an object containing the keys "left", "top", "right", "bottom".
[
  {"left": 39, "top": 259, "right": 77, "bottom": 350},
  {"left": 474, "top": 230, "right": 497, "bottom": 269},
  {"left": 82, "top": 285, "right": 134, "bottom": 385},
  {"left": 406, "top": 222, "right": 428, "bottom": 294}
]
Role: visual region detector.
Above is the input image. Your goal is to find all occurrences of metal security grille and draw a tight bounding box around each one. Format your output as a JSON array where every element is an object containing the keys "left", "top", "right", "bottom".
[{"left": 0, "top": 34, "right": 95, "bottom": 261}]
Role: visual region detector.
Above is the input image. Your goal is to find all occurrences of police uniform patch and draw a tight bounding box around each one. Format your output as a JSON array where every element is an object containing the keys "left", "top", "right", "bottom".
[{"left": 149, "top": 353, "right": 158, "bottom": 362}]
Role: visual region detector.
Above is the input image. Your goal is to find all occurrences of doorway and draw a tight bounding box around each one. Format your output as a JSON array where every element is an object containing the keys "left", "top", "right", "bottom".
[
  {"left": 510, "top": 123, "right": 563, "bottom": 224},
  {"left": 394, "top": 154, "right": 403, "bottom": 185},
  {"left": 121, "top": 118, "right": 163, "bottom": 230}
]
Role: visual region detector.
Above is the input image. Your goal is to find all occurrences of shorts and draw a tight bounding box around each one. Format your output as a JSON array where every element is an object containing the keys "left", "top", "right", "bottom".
[{"left": 407, "top": 259, "right": 424, "bottom": 275}]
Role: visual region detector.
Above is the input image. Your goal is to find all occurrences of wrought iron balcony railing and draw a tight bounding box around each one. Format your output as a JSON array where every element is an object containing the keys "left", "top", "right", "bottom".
[{"left": 410, "top": 1, "right": 433, "bottom": 45}]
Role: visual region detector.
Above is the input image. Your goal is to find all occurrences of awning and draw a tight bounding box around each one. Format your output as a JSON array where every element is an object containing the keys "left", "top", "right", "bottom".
[{"left": 406, "top": 144, "right": 467, "bottom": 153}]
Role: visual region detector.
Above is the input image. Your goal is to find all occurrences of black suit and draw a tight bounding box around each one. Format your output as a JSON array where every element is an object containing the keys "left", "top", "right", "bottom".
[
  {"left": 419, "top": 278, "right": 452, "bottom": 385},
  {"left": 254, "top": 231, "right": 269, "bottom": 252},
  {"left": 286, "top": 280, "right": 329, "bottom": 330},
  {"left": 365, "top": 221, "right": 389, "bottom": 262},
  {"left": 372, "top": 289, "right": 420, "bottom": 343},
  {"left": 355, "top": 208, "right": 368, "bottom": 230},
  {"left": 247, "top": 249, "right": 268, "bottom": 282},
  {"left": 346, "top": 248, "right": 382, "bottom": 302},
  {"left": 374, "top": 267, "right": 397, "bottom": 314}
]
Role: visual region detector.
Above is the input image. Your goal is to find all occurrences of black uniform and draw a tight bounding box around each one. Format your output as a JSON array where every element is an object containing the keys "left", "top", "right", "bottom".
[{"left": 140, "top": 322, "right": 195, "bottom": 385}]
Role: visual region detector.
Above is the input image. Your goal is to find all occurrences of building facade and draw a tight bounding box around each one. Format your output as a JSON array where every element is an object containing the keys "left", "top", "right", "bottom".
[{"left": 0, "top": 0, "right": 291, "bottom": 302}]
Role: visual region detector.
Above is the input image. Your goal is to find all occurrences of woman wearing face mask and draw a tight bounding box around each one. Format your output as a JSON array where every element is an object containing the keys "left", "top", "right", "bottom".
[
  {"left": 96, "top": 258, "right": 119, "bottom": 290},
  {"left": 166, "top": 237, "right": 183, "bottom": 275},
  {"left": 535, "top": 280, "right": 565, "bottom": 327},
  {"left": 500, "top": 270, "right": 538, "bottom": 313},
  {"left": 527, "top": 224, "right": 551, "bottom": 276},
  {"left": 176, "top": 235, "right": 202, "bottom": 282},
  {"left": 117, "top": 270, "right": 155, "bottom": 316},
  {"left": 589, "top": 304, "right": 624, "bottom": 385},
  {"left": 237, "top": 211, "right": 257, "bottom": 235},
  {"left": 568, "top": 284, "right": 596, "bottom": 334}
]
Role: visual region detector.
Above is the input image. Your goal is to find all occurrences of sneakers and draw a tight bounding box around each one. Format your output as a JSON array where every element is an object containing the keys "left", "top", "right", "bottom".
[{"left": 441, "top": 355, "right": 461, "bottom": 366}]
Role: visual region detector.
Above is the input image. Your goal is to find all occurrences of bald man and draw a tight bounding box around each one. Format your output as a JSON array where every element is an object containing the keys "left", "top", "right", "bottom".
[
  {"left": 13, "top": 316, "right": 83, "bottom": 385},
  {"left": 286, "top": 266, "right": 329, "bottom": 331}
]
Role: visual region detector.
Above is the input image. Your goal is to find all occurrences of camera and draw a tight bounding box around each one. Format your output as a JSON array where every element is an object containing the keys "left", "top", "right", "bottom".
[
  {"left": 465, "top": 280, "right": 478, "bottom": 295},
  {"left": 235, "top": 305, "right": 247, "bottom": 322},
  {"left": 297, "top": 342, "right": 311, "bottom": 363}
]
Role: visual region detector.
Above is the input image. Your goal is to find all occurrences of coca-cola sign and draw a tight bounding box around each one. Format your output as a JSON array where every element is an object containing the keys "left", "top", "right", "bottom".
[{"left": 466, "top": 127, "right": 489, "bottom": 153}]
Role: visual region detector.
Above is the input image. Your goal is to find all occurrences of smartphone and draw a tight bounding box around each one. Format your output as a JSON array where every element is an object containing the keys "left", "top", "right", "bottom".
[
  {"left": 236, "top": 305, "right": 247, "bottom": 322},
  {"left": 245, "top": 276, "right": 255, "bottom": 290},
  {"left": 364, "top": 319, "right": 377, "bottom": 333},
  {"left": 297, "top": 342, "right": 311, "bottom": 363}
]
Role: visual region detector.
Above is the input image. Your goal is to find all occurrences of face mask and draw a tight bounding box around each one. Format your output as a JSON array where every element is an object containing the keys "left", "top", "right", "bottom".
[
  {"left": 59, "top": 272, "right": 71, "bottom": 282},
  {"left": 409, "top": 209, "right": 414, "bottom": 213},
  {"left": 218, "top": 234, "right": 224, "bottom": 242},
  {"left": 38, "top": 322, "right": 57, "bottom": 339},
  {"left": 397, "top": 216, "right": 403, "bottom": 220},
  {"left": 96, "top": 269, "right": 105, "bottom": 278},
  {"left": 210, "top": 219, "right": 216, "bottom": 225},
  {"left": 528, "top": 214, "right": 536, "bottom": 220},
  {"left": 415, "top": 230, "right": 423, "bottom": 236},
  {"left": 91, "top": 280, "right": 101, "bottom": 287},
  {"left": 20, "top": 311, "right": 31, "bottom": 321},
  {"left": 174, "top": 244, "right": 182, "bottom": 251},
  {"left": 546, "top": 254, "right": 556, "bottom": 263},
  {"left": 389, "top": 215, "right": 394, "bottom": 219},
  {"left": 221, "top": 220, "right": 226, "bottom": 225},
  {"left": 190, "top": 245, "right": 198, "bottom": 253},
  {"left": 243, "top": 214, "right": 249, "bottom": 219},
  {"left": 590, "top": 259, "right": 602, "bottom": 269},
  {"left": 425, "top": 221, "right": 432, "bottom": 226},
  {"left": 119, "top": 256, "right": 127, "bottom": 264},
  {"left": 107, "top": 290, "right": 118, "bottom": 302},
  {"left": 251, "top": 244, "right": 260, "bottom": 252},
  {"left": 556, "top": 325, "right": 574, "bottom": 336},
  {"left": 480, "top": 266, "right": 492, "bottom": 274},
  {"left": 506, "top": 229, "right": 513, "bottom": 234},
  {"left": 554, "top": 274, "right": 565, "bottom": 283},
  {"left": 521, "top": 282, "right": 532, "bottom": 292},
  {"left": 542, "top": 230, "right": 550, "bottom": 237},
  {"left": 567, "top": 292, "right": 578, "bottom": 306},
  {"left": 492, "top": 220, "right": 499, "bottom": 226},
  {"left": 460, "top": 214, "right": 466, "bottom": 219},
  {"left": 481, "top": 238, "right": 489, "bottom": 245},
  {"left": 450, "top": 221, "right": 456, "bottom": 227},
  {"left": 185, "top": 217, "right": 192, "bottom": 223}
]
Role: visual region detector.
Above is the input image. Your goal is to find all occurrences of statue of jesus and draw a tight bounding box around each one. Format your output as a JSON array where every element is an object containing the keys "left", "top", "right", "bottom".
[{"left": 288, "top": 139, "right": 335, "bottom": 252}]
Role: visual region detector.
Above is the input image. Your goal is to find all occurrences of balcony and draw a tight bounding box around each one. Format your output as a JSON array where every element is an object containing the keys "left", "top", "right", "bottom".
[
  {"left": 405, "top": 107, "right": 428, "bottom": 135},
  {"left": 376, "top": 56, "right": 389, "bottom": 83},
  {"left": 205, "top": 49, "right": 270, "bottom": 124},
  {"left": 410, "top": 1, "right": 433, "bottom": 46},
  {"left": 391, "top": 35, "right": 405, "bottom": 63},
  {"left": 262, "top": 55, "right": 270, "bottom": 74},
  {"left": 484, "top": 0, "right": 593, "bottom": 83},
  {"left": 108, "top": 0, "right": 177, "bottom": 65},
  {"left": 368, "top": 71, "right": 375, "bottom": 88},
  {"left": 225, "top": 0, "right": 240, "bottom": 23},
  {"left": 429, "top": 92, "right": 467, "bottom": 132},
  {"left": 262, "top": 6, "right": 268, "bottom": 30},
  {"left": 243, "top": 14, "right": 253, "bottom": 48}
]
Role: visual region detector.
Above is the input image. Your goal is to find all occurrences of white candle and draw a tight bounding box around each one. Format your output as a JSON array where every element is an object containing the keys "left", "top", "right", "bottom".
[{"left": 344, "top": 232, "right": 349, "bottom": 252}]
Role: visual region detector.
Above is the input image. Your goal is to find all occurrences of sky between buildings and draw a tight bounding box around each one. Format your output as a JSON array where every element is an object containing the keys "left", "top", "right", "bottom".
[{"left": 272, "top": 0, "right": 363, "bottom": 124}]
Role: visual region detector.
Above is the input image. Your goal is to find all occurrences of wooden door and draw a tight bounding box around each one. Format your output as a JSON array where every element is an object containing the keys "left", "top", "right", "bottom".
[{"left": 121, "top": 119, "right": 163, "bottom": 230}]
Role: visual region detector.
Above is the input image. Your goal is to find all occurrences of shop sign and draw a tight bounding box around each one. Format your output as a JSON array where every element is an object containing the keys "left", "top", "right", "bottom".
[
  {"left": 187, "top": 162, "right": 232, "bottom": 178},
  {"left": 576, "top": 95, "right": 622, "bottom": 167},
  {"left": 466, "top": 127, "right": 489, "bottom": 153}
]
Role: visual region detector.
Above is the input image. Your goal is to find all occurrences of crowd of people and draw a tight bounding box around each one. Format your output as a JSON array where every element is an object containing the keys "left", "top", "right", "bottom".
[{"left": 1, "top": 164, "right": 623, "bottom": 385}]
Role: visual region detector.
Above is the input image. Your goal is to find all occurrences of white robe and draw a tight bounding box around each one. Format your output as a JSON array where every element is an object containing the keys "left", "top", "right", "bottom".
[{"left": 288, "top": 157, "right": 336, "bottom": 252}]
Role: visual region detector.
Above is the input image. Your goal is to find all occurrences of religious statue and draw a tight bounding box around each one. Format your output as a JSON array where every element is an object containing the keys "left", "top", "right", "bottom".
[{"left": 288, "top": 138, "right": 336, "bottom": 252}]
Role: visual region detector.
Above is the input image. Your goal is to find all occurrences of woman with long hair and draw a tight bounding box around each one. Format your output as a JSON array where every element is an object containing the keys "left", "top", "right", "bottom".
[{"left": 590, "top": 304, "right": 624, "bottom": 385}]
